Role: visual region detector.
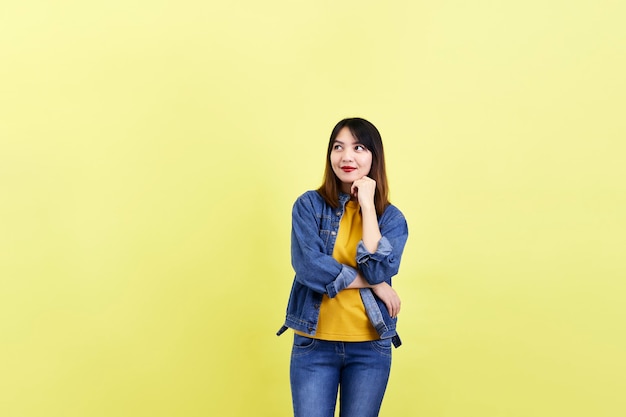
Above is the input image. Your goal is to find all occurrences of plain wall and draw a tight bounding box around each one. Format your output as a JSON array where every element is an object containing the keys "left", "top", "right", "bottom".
[{"left": 1, "top": 1, "right": 625, "bottom": 416}]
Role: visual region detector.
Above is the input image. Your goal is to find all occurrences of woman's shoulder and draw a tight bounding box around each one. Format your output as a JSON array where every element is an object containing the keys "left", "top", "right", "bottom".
[
  {"left": 299, "top": 190, "right": 322, "bottom": 199},
  {"left": 295, "top": 190, "right": 322, "bottom": 202},
  {"left": 293, "top": 190, "right": 325, "bottom": 208},
  {"left": 382, "top": 202, "right": 407, "bottom": 222}
]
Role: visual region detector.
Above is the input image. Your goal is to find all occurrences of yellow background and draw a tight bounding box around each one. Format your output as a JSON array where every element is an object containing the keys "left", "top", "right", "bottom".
[{"left": 1, "top": 1, "right": 625, "bottom": 416}]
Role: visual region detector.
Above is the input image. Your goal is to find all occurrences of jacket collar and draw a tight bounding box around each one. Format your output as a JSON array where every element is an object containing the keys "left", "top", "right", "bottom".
[{"left": 338, "top": 192, "right": 351, "bottom": 205}]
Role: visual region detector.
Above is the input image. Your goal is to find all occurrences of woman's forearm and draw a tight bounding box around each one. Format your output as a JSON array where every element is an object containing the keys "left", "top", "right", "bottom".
[
  {"left": 360, "top": 205, "right": 382, "bottom": 253},
  {"left": 346, "top": 271, "right": 373, "bottom": 289}
]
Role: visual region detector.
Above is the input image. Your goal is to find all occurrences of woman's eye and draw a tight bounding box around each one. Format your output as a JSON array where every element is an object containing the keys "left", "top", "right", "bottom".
[
  {"left": 333, "top": 144, "right": 343, "bottom": 150},
  {"left": 355, "top": 145, "right": 366, "bottom": 151}
]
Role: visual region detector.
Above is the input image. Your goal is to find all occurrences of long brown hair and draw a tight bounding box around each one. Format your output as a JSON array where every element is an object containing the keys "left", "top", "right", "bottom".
[{"left": 317, "top": 118, "right": 390, "bottom": 216}]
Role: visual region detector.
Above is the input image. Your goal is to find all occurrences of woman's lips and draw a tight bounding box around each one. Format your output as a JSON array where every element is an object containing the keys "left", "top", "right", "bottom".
[{"left": 341, "top": 167, "right": 356, "bottom": 172}]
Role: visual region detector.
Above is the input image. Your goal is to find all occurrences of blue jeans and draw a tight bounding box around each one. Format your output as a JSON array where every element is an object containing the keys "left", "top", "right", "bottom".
[{"left": 290, "top": 334, "right": 392, "bottom": 417}]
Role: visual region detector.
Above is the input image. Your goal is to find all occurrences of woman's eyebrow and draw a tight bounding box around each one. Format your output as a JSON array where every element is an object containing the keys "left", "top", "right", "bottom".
[{"left": 333, "top": 139, "right": 361, "bottom": 145}]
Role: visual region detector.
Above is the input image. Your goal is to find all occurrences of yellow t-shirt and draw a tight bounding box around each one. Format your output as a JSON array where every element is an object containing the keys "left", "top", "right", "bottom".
[{"left": 296, "top": 200, "right": 379, "bottom": 341}]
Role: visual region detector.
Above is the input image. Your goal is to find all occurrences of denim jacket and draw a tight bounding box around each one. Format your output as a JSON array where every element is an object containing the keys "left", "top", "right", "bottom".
[{"left": 277, "top": 190, "right": 409, "bottom": 347}]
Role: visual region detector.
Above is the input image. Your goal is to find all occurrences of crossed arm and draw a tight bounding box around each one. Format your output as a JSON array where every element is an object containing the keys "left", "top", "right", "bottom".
[{"left": 291, "top": 186, "right": 407, "bottom": 318}]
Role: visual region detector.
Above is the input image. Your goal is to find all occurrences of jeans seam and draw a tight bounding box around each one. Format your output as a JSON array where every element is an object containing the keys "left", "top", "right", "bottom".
[{"left": 370, "top": 340, "right": 392, "bottom": 357}]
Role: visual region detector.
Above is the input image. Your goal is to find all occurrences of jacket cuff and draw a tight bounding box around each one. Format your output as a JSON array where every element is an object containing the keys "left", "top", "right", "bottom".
[
  {"left": 326, "top": 265, "right": 358, "bottom": 298},
  {"left": 356, "top": 236, "right": 393, "bottom": 264}
]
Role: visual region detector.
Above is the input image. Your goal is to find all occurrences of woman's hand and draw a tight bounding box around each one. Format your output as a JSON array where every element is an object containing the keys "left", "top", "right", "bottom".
[
  {"left": 351, "top": 176, "right": 376, "bottom": 211},
  {"left": 353, "top": 175, "right": 381, "bottom": 253},
  {"left": 371, "top": 282, "right": 401, "bottom": 318}
]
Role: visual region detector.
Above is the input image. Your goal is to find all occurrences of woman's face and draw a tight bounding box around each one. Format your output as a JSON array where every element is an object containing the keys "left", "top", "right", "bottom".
[{"left": 330, "top": 127, "right": 373, "bottom": 193}]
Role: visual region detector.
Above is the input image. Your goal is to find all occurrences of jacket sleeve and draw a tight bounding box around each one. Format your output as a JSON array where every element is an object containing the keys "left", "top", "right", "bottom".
[
  {"left": 291, "top": 193, "right": 357, "bottom": 298},
  {"left": 356, "top": 205, "right": 408, "bottom": 285}
]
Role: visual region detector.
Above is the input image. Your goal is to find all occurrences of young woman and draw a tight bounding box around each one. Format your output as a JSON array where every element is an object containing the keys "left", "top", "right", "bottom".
[{"left": 277, "top": 117, "right": 409, "bottom": 417}]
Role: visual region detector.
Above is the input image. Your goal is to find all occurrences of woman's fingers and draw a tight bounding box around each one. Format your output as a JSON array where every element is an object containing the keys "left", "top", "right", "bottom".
[
  {"left": 351, "top": 176, "right": 376, "bottom": 203},
  {"left": 390, "top": 296, "right": 401, "bottom": 318},
  {"left": 373, "top": 282, "right": 401, "bottom": 318}
]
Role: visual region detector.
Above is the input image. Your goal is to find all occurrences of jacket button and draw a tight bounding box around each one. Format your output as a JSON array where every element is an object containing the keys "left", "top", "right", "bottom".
[
  {"left": 331, "top": 231, "right": 336, "bottom": 236},
  {"left": 336, "top": 212, "right": 341, "bottom": 216}
]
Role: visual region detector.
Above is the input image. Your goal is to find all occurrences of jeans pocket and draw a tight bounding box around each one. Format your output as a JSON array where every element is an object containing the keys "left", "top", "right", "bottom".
[
  {"left": 292, "top": 334, "right": 317, "bottom": 357},
  {"left": 370, "top": 338, "right": 392, "bottom": 357}
]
